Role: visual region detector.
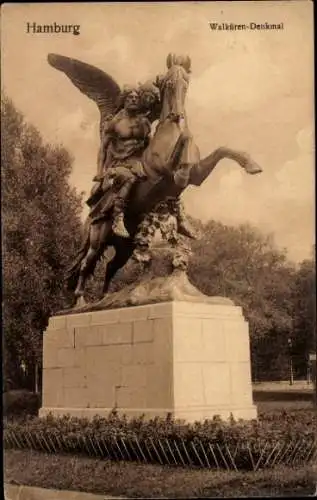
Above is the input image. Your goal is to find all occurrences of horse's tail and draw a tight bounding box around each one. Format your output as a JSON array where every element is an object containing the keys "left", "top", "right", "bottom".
[
  {"left": 65, "top": 233, "right": 90, "bottom": 291},
  {"left": 65, "top": 217, "right": 112, "bottom": 291},
  {"left": 65, "top": 216, "right": 92, "bottom": 291}
]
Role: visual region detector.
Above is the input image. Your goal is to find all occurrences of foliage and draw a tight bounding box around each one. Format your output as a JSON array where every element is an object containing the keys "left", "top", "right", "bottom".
[
  {"left": 189, "top": 221, "right": 296, "bottom": 337},
  {"left": 3, "top": 390, "right": 41, "bottom": 420},
  {"left": 291, "top": 256, "right": 316, "bottom": 378},
  {"left": 2, "top": 94, "right": 84, "bottom": 390},
  {"left": 133, "top": 199, "right": 192, "bottom": 271},
  {"left": 5, "top": 409, "right": 316, "bottom": 444}
]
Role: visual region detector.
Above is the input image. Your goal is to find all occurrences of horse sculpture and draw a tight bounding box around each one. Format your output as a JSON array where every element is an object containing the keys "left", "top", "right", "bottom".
[{"left": 47, "top": 53, "right": 262, "bottom": 305}]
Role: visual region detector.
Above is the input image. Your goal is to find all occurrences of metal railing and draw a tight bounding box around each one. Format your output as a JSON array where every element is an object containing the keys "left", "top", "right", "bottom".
[{"left": 4, "top": 428, "right": 317, "bottom": 471}]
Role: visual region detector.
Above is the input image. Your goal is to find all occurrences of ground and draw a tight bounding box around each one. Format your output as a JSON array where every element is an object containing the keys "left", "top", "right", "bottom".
[{"left": 4, "top": 449, "right": 317, "bottom": 498}]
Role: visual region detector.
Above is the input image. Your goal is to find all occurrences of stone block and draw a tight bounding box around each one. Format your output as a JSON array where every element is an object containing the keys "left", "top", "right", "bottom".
[
  {"left": 56, "top": 348, "right": 76, "bottom": 368},
  {"left": 173, "top": 406, "right": 239, "bottom": 422},
  {"left": 85, "top": 345, "right": 107, "bottom": 368},
  {"left": 173, "top": 317, "right": 203, "bottom": 362},
  {"left": 90, "top": 309, "right": 120, "bottom": 325},
  {"left": 86, "top": 344, "right": 133, "bottom": 366},
  {"left": 133, "top": 319, "right": 154, "bottom": 343},
  {"left": 121, "top": 365, "right": 146, "bottom": 388},
  {"left": 63, "top": 387, "right": 89, "bottom": 408},
  {"left": 63, "top": 367, "right": 87, "bottom": 388},
  {"left": 42, "top": 367, "right": 63, "bottom": 390},
  {"left": 132, "top": 342, "right": 154, "bottom": 365},
  {"left": 173, "top": 302, "right": 243, "bottom": 319},
  {"left": 174, "top": 363, "right": 205, "bottom": 407},
  {"left": 116, "top": 386, "right": 147, "bottom": 408},
  {"left": 173, "top": 301, "right": 213, "bottom": 317},
  {"left": 225, "top": 321, "right": 251, "bottom": 363},
  {"left": 201, "top": 319, "right": 226, "bottom": 362},
  {"left": 202, "top": 364, "right": 231, "bottom": 406},
  {"left": 48, "top": 316, "right": 67, "bottom": 330},
  {"left": 148, "top": 302, "right": 173, "bottom": 319},
  {"left": 230, "top": 362, "right": 254, "bottom": 406},
  {"left": 85, "top": 347, "right": 122, "bottom": 381},
  {"left": 112, "top": 344, "right": 134, "bottom": 365},
  {"left": 75, "top": 325, "right": 103, "bottom": 347},
  {"left": 66, "top": 313, "right": 91, "bottom": 329},
  {"left": 43, "top": 344, "right": 58, "bottom": 369},
  {"left": 42, "top": 329, "right": 74, "bottom": 373},
  {"left": 118, "top": 305, "right": 150, "bottom": 322},
  {"left": 145, "top": 363, "right": 173, "bottom": 408},
  {"left": 74, "top": 348, "right": 86, "bottom": 368},
  {"left": 84, "top": 345, "right": 131, "bottom": 387},
  {"left": 85, "top": 373, "right": 116, "bottom": 407},
  {"left": 44, "top": 328, "right": 74, "bottom": 349},
  {"left": 152, "top": 318, "right": 173, "bottom": 363},
  {"left": 42, "top": 368, "right": 64, "bottom": 407},
  {"left": 103, "top": 322, "right": 133, "bottom": 345}
]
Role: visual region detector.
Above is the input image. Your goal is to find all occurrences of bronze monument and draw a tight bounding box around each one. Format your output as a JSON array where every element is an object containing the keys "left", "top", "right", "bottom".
[{"left": 47, "top": 52, "right": 262, "bottom": 312}]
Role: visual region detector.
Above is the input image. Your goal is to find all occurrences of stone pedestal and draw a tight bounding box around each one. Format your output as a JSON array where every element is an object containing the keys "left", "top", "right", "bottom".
[{"left": 40, "top": 301, "right": 257, "bottom": 422}]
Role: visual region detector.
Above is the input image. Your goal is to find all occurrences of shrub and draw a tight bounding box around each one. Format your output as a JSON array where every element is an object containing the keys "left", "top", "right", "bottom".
[
  {"left": 5, "top": 408, "right": 316, "bottom": 441},
  {"left": 3, "top": 390, "right": 40, "bottom": 420},
  {"left": 4, "top": 409, "right": 317, "bottom": 471}
]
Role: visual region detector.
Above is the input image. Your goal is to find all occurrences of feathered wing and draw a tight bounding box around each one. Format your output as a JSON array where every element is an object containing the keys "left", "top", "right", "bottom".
[{"left": 47, "top": 53, "right": 121, "bottom": 134}]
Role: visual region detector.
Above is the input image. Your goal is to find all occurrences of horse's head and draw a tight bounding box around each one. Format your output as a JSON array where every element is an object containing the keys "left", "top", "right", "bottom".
[{"left": 160, "top": 53, "right": 191, "bottom": 123}]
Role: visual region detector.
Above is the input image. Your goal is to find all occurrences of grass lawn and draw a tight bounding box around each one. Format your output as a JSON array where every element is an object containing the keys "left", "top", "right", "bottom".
[{"left": 4, "top": 449, "right": 317, "bottom": 498}]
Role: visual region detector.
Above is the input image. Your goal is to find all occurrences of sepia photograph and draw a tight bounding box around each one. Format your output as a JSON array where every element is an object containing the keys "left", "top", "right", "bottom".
[{"left": 2, "top": 1, "right": 316, "bottom": 498}]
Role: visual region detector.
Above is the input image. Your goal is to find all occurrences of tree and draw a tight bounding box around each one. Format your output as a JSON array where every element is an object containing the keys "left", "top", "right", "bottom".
[
  {"left": 291, "top": 253, "right": 316, "bottom": 378},
  {"left": 2, "top": 94, "right": 84, "bottom": 391}
]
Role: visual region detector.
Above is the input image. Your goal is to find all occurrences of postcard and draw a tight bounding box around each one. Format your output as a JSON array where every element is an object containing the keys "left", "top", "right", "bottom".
[{"left": 2, "top": 2, "right": 315, "bottom": 498}]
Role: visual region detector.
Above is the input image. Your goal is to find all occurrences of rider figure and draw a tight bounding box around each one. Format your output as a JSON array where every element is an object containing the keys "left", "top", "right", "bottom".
[
  {"left": 91, "top": 80, "right": 196, "bottom": 240},
  {"left": 94, "top": 86, "right": 152, "bottom": 238}
]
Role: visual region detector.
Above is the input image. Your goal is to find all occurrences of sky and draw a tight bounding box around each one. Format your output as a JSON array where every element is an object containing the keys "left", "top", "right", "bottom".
[{"left": 1, "top": 1, "right": 315, "bottom": 262}]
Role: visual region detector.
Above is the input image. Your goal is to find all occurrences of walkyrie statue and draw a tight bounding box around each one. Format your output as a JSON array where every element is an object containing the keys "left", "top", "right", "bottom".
[{"left": 47, "top": 52, "right": 262, "bottom": 309}]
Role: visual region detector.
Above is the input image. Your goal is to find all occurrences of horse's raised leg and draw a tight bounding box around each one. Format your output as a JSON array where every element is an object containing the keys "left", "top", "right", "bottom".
[
  {"left": 74, "top": 220, "right": 111, "bottom": 299},
  {"left": 102, "top": 238, "right": 135, "bottom": 295},
  {"left": 189, "top": 147, "right": 262, "bottom": 186}
]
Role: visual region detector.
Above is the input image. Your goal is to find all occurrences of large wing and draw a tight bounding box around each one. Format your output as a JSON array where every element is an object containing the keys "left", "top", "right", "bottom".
[{"left": 47, "top": 53, "right": 121, "bottom": 134}]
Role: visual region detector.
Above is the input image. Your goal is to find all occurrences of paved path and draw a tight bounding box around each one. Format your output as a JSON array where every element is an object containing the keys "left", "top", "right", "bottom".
[
  {"left": 4, "top": 484, "right": 127, "bottom": 500},
  {"left": 253, "top": 380, "right": 314, "bottom": 392}
]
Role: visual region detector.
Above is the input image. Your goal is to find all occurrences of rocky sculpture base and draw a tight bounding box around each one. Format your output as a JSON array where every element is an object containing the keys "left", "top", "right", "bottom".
[
  {"left": 40, "top": 300, "right": 257, "bottom": 422},
  {"left": 60, "top": 246, "right": 234, "bottom": 316},
  {"left": 64, "top": 271, "right": 234, "bottom": 315}
]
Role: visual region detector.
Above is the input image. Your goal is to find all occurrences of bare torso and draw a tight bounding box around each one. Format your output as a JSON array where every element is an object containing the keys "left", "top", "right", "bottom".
[
  {"left": 106, "top": 112, "right": 151, "bottom": 162},
  {"left": 113, "top": 115, "right": 148, "bottom": 138}
]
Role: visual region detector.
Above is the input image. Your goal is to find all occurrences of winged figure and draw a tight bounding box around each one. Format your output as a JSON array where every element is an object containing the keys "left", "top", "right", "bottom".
[
  {"left": 49, "top": 53, "right": 174, "bottom": 238},
  {"left": 48, "top": 53, "right": 122, "bottom": 136},
  {"left": 48, "top": 52, "right": 262, "bottom": 306}
]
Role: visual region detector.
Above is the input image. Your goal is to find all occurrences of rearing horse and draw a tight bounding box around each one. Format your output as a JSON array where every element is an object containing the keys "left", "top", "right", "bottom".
[
  {"left": 69, "top": 62, "right": 197, "bottom": 301},
  {"left": 48, "top": 53, "right": 262, "bottom": 304}
]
